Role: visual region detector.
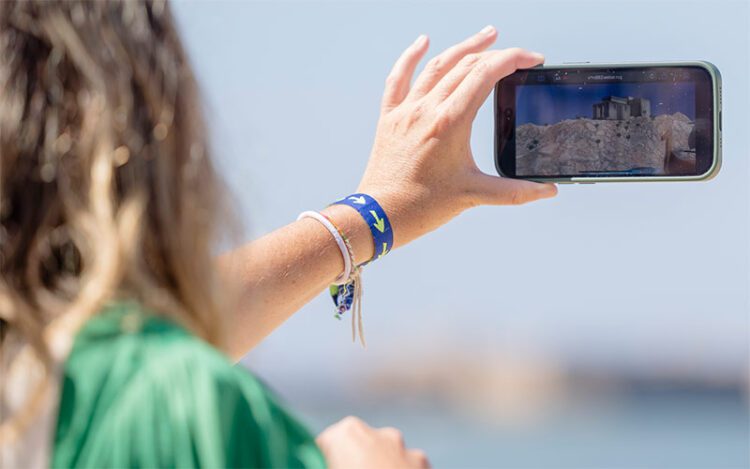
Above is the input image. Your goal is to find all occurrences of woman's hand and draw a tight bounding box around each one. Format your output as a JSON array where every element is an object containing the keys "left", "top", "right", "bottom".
[
  {"left": 355, "top": 26, "right": 557, "bottom": 250},
  {"left": 317, "top": 416, "right": 430, "bottom": 469}
]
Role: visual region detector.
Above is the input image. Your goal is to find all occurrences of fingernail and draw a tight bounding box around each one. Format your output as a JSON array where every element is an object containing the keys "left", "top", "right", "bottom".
[
  {"left": 532, "top": 51, "right": 545, "bottom": 60},
  {"left": 480, "top": 25, "right": 495, "bottom": 35},
  {"left": 414, "top": 34, "right": 428, "bottom": 47}
]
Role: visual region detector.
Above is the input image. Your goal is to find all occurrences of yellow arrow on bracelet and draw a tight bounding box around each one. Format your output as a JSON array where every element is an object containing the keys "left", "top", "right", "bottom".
[
  {"left": 377, "top": 242, "right": 388, "bottom": 259},
  {"left": 370, "top": 210, "right": 385, "bottom": 233}
]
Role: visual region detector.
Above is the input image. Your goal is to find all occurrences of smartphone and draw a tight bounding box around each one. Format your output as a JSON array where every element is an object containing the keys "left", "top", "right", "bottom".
[{"left": 494, "top": 61, "right": 721, "bottom": 183}]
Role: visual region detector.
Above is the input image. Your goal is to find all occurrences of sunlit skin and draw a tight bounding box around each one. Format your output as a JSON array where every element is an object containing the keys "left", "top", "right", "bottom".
[{"left": 216, "top": 26, "right": 557, "bottom": 468}]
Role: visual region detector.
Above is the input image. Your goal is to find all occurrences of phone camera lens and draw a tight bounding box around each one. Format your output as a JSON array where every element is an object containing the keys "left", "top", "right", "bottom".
[{"left": 504, "top": 108, "right": 513, "bottom": 118}]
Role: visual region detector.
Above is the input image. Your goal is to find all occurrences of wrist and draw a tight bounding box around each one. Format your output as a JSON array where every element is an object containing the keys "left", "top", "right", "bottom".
[
  {"left": 355, "top": 186, "right": 416, "bottom": 249},
  {"left": 357, "top": 184, "right": 467, "bottom": 250},
  {"left": 320, "top": 203, "right": 375, "bottom": 265}
]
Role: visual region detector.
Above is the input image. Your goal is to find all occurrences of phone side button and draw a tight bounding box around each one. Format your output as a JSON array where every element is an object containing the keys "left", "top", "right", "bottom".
[{"left": 719, "top": 111, "right": 722, "bottom": 131}]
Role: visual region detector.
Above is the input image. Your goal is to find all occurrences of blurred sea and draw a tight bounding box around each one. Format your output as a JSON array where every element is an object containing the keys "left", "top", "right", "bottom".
[
  {"left": 249, "top": 338, "right": 749, "bottom": 468},
  {"left": 291, "top": 391, "right": 748, "bottom": 468},
  {"left": 253, "top": 347, "right": 749, "bottom": 469}
]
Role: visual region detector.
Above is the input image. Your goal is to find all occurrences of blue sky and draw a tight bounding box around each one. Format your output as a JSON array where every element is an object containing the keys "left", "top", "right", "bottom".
[
  {"left": 172, "top": 1, "right": 748, "bottom": 393},
  {"left": 516, "top": 82, "right": 696, "bottom": 125}
]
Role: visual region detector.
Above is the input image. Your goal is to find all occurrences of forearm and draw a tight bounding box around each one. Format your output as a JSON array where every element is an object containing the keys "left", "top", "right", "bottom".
[{"left": 216, "top": 203, "right": 375, "bottom": 360}]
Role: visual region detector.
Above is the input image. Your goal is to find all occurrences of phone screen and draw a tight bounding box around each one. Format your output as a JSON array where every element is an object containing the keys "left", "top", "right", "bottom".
[{"left": 495, "top": 65, "right": 717, "bottom": 179}]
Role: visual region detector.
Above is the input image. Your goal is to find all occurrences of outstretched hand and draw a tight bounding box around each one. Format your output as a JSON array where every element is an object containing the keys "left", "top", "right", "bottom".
[{"left": 356, "top": 26, "right": 557, "bottom": 249}]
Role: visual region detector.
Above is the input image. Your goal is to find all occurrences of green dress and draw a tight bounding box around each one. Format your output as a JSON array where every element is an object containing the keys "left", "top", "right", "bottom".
[{"left": 51, "top": 303, "right": 326, "bottom": 468}]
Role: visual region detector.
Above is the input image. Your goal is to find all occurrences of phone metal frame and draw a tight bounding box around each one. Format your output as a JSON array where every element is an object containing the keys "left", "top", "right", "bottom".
[{"left": 493, "top": 61, "right": 722, "bottom": 183}]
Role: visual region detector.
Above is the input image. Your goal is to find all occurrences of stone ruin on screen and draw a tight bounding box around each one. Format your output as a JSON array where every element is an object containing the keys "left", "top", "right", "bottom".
[{"left": 592, "top": 96, "right": 651, "bottom": 120}]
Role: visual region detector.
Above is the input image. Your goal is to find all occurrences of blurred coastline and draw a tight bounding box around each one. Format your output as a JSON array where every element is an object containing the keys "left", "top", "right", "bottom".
[
  {"left": 361, "top": 348, "right": 749, "bottom": 425},
  {"left": 259, "top": 347, "right": 749, "bottom": 468}
]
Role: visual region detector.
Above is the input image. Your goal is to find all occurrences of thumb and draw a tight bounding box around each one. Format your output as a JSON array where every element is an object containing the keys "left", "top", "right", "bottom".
[{"left": 474, "top": 173, "right": 557, "bottom": 206}]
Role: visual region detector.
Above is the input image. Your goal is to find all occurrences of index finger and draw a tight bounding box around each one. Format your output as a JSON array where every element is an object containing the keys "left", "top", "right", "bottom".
[{"left": 441, "top": 48, "right": 544, "bottom": 119}]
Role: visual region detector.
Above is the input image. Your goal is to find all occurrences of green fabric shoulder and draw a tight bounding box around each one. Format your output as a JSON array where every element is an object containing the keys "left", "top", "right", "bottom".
[{"left": 52, "top": 303, "right": 325, "bottom": 469}]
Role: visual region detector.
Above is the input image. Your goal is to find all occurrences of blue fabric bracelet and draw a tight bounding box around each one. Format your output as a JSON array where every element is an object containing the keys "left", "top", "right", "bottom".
[{"left": 331, "top": 193, "right": 393, "bottom": 265}]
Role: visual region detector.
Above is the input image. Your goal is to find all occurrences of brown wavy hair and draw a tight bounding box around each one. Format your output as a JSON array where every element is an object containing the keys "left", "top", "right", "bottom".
[{"left": 0, "top": 0, "right": 228, "bottom": 441}]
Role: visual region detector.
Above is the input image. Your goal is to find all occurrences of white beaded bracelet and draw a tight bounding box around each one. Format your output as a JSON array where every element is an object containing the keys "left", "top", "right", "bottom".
[{"left": 297, "top": 210, "right": 352, "bottom": 285}]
